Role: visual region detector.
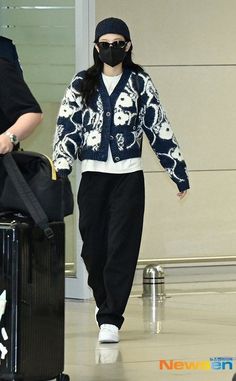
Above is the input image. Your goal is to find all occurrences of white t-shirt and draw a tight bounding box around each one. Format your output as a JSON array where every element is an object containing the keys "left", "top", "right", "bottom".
[{"left": 81, "top": 73, "right": 142, "bottom": 174}]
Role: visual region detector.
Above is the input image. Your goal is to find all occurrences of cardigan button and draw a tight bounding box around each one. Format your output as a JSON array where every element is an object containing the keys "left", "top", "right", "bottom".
[
  {"left": 110, "top": 135, "right": 114, "bottom": 140},
  {"left": 106, "top": 111, "right": 111, "bottom": 117},
  {"left": 115, "top": 156, "right": 120, "bottom": 162}
]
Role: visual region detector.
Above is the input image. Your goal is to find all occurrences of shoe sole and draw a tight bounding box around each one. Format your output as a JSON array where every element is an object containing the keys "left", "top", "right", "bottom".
[{"left": 99, "top": 339, "right": 119, "bottom": 344}]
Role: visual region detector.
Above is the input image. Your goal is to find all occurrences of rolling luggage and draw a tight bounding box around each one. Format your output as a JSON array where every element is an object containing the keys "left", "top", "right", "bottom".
[{"left": 0, "top": 216, "right": 69, "bottom": 381}]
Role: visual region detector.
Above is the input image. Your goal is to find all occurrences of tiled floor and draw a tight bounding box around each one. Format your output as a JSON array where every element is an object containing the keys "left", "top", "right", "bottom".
[{"left": 63, "top": 282, "right": 236, "bottom": 381}]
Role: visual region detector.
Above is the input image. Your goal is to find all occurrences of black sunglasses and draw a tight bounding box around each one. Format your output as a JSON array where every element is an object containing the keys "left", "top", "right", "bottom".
[{"left": 97, "top": 41, "right": 128, "bottom": 50}]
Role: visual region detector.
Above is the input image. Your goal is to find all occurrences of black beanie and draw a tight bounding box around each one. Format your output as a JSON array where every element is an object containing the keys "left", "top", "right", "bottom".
[{"left": 95, "top": 17, "right": 130, "bottom": 42}]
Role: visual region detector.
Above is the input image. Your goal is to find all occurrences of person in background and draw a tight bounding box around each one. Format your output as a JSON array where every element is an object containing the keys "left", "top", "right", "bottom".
[
  {"left": 53, "top": 17, "right": 190, "bottom": 343},
  {"left": 0, "top": 36, "right": 42, "bottom": 154}
]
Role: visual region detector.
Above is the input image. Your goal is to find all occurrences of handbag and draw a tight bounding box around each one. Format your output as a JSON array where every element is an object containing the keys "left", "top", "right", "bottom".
[{"left": 0, "top": 151, "right": 74, "bottom": 223}]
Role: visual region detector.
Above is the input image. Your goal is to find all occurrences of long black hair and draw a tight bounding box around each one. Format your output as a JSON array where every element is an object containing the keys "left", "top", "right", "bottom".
[{"left": 80, "top": 43, "right": 144, "bottom": 106}]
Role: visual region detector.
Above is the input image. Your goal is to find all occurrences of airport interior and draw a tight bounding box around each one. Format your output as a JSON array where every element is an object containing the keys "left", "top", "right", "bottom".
[{"left": 1, "top": 1, "right": 236, "bottom": 380}]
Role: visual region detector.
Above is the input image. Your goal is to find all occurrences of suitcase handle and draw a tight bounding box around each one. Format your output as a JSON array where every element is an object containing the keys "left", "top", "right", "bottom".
[{"left": 2, "top": 154, "right": 54, "bottom": 239}]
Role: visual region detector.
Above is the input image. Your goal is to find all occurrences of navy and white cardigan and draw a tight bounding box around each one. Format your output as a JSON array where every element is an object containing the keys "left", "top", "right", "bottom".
[{"left": 53, "top": 68, "right": 189, "bottom": 191}]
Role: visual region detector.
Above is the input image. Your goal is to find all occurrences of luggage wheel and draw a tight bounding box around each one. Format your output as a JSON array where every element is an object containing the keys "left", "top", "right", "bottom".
[{"left": 56, "top": 373, "right": 70, "bottom": 381}]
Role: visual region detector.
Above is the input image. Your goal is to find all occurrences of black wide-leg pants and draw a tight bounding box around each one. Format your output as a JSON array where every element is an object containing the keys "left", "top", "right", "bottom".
[{"left": 78, "top": 170, "right": 145, "bottom": 329}]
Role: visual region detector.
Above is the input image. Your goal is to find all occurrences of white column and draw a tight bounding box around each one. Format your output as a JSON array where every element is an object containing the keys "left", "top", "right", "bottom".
[{"left": 65, "top": 0, "right": 95, "bottom": 299}]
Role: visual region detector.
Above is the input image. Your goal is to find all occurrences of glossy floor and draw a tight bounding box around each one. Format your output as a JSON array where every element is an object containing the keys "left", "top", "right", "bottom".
[{"left": 63, "top": 282, "right": 236, "bottom": 381}]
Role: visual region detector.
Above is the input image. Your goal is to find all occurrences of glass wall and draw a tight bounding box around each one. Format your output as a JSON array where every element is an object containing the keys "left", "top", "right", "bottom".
[{"left": 0, "top": 0, "right": 77, "bottom": 276}]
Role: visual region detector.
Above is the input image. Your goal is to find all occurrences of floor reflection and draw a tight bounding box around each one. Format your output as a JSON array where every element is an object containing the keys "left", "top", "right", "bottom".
[
  {"left": 142, "top": 297, "right": 166, "bottom": 334},
  {"left": 95, "top": 343, "right": 121, "bottom": 364},
  {"left": 65, "top": 286, "right": 236, "bottom": 381}
]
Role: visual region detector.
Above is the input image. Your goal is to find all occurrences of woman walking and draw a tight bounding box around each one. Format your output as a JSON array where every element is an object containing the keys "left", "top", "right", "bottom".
[{"left": 53, "top": 17, "right": 190, "bottom": 343}]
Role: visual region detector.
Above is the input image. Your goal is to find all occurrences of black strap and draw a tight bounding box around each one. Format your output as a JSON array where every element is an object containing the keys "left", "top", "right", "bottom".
[{"left": 2, "top": 153, "right": 54, "bottom": 239}]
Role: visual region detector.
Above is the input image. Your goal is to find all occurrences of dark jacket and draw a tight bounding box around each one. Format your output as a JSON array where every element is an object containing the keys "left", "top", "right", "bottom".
[
  {"left": 0, "top": 37, "right": 42, "bottom": 136},
  {"left": 53, "top": 69, "right": 189, "bottom": 191},
  {"left": 0, "top": 36, "right": 22, "bottom": 75}
]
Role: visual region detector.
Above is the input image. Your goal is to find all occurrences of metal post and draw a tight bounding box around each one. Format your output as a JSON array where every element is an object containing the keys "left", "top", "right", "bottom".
[{"left": 142, "top": 264, "right": 166, "bottom": 300}]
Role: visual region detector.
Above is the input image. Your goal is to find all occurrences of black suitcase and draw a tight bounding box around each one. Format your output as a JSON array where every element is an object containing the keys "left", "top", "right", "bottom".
[{"left": 0, "top": 216, "right": 69, "bottom": 381}]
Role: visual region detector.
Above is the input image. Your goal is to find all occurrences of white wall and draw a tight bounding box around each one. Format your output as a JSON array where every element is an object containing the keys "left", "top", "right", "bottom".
[{"left": 96, "top": 0, "right": 236, "bottom": 259}]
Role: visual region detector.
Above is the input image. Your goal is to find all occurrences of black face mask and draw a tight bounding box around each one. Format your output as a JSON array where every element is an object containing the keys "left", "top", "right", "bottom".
[{"left": 99, "top": 46, "right": 127, "bottom": 67}]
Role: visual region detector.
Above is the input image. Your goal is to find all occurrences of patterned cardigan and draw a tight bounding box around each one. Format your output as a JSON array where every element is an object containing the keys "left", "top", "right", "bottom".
[{"left": 53, "top": 68, "right": 189, "bottom": 191}]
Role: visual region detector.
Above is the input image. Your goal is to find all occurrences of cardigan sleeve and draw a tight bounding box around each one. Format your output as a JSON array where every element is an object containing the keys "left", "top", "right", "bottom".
[
  {"left": 53, "top": 73, "right": 84, "bottom": 177},
  {"left": 139, "top": 74, "right": 190, "bottom": 192}
]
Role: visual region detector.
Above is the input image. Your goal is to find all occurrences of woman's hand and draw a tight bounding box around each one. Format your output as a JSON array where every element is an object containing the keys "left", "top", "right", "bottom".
[
  {"left": 177, "top": 190, "right": 188, "bottom": 200},
  {"left": 0, "top": 134, "right": 14, "bottom": 154}
]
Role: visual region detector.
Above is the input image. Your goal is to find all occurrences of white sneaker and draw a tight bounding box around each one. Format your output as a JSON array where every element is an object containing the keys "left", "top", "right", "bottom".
[{"left": 98, "top": 324, "right": 119, "bottom": 343}]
